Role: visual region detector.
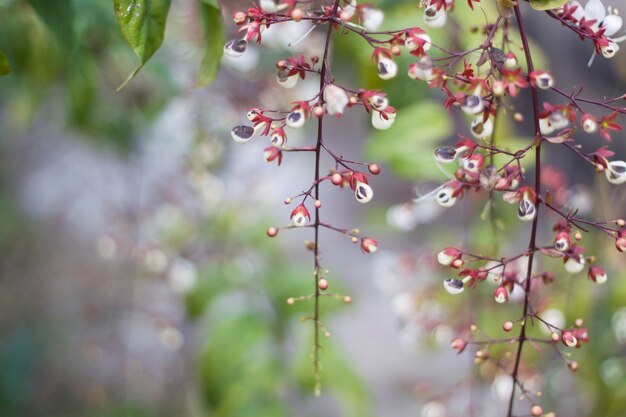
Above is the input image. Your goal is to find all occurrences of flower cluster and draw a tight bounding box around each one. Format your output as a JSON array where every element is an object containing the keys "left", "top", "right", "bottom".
[{"left": 224, "top": 0, "right": 625, "bottom": 414}]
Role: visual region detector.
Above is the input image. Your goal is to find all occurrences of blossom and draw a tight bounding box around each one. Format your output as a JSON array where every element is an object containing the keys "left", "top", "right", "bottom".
[{"left": 323, "top": 84, "right": 349, "bottom": 116}]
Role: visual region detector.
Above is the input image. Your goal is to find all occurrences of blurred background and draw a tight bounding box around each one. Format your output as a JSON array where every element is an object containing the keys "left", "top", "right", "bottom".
[{"left": 0, "top": 0, "right": 625, "bottom": 416}]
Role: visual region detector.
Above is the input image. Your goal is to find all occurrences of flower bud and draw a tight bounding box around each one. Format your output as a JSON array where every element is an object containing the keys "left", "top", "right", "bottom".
[
  {"left": 564, "top": 255, "right": 585, "bottom": 274},
  {"left": 290, "top": 204, "right": 310, "bottom": 227},
  {"left": 423, "top": 4, "right": 446, "bottom": 28},
  {"left": 461, "top": 93, "right": 484, "bottom": 115},
  {"left": 470, "top": 117, "right": 494, "bottom": 138},
  {"left": 276, "top": 68, "right": 299, "bottom": 89},
  {"left": 377, "top": 55, "right": 398, "bottom": 80},
  {"left": 562, "top": 330, "right": 578, "bottom": 348},
  {"left": 324, "top": 84, "right": 349, "bottom": 116},
  {"left": 503, "top": 321, "right": 514, "bottom": 332},
  {"left": 531, "top": 405, "right": 543, "bottom": 417},
  {"left": 361, "top": 6, "right": 384, "bottom": 30},
  {"left": 291, "top": 8, "right": 303, "bottom": 21},
  {"left": 231, "top": 125, "right": 256, "bottom": 143},
  {"left": 369, "top": 94, "right": 389, "bottom": 111},
  {"left": 601, "top": 40, "right": 619, "bottom": 58},
  {"left": 494, "top": 286, "right": 508, "bottom": 303},
  {"left": 530, "top": 70, "right": 554, "bottom": 90},
  {"left": 581, "top": 114, "right": 597, "bottom": 133},
  {"left": 263, "top": 146, "right": 282, "bottom": 165},
  {"left": 270, "top": 129, "right": 287, "bottom": 147},
  {"left": 361, "top": 237, "right": 378, "bottom": 253},
  {"left": 368, "top": 163, "right": 381, "bottom": 175},
  {"left": 451, "top": 337, "right": 467, "bottom": 353},
  {"left": 436, "top": 186, "right": 457, "bottom": 208},
  {"left": 504, "top": 52, "right": 517, "bottom": 68},
  {"left": 443, "top": 278, "right": 464, "bottom": 295},
  {"left": 318, "top": 278, "right": 329, "bottom": 290},
  {"left": 224, "top": 39, "right": 247, "bottom": 58},
  {"left": 233, "top": 12, "right": 247, "bottom": 25},
  {"left": 355, "top": 181, "right": 374, "bottom": 204},
  {"left": 408, "top": 57, "right": 434, "bottom": 81},
  {"left": 434, "top": 146, "right": 457, "bottom": 163},
  {"left": 517, "top": 198, "right": 536, "bottom": 222},
  {"left": 437, "top": 247, "right": 462, "bottom": 266},
  {"left": 554, "top": 231, "right": 571, "bottom": 252},
  {"left": 371, "top": 109, "right": 396, "bottom": 130},
  {"left": 588, "top": 265, "right": 607, "bottom": 284},
  {"left": 286, "top": 108, "right": 306, "bottom": 128},
  {"left": 266, "top": 226, "right": 278, "bottom": 237},
  {"left": 331, "top": 173, "right": 343, "bottom": 185}
]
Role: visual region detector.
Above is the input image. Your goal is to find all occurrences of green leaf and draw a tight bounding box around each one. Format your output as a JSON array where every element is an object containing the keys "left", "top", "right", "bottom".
[
  {"left": 26, "top": 0, "right": 74, "bottom": 48},
  {"left": 529, "top": 0, "right": 568, "bottom": 11},
  {"left": 113, "top": 0, "right": 172, "bottom": 90},
  {"left": 197, "top": 0, "right": 224, "bottom": 87},
  {"left": 365, "top": 100, "right": 453, "bottom": 179},
  {"left": 0, "top": 50, "right": 10, "bottom": 75}
]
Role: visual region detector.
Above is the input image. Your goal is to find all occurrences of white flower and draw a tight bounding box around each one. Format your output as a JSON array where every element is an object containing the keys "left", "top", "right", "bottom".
[
  {"left": 377, "top": 55, "right": 398, "bottom": 80},
  {"left": 371, "top": 110, "right": 396, "bottom": 129},
  {"left": 362, "top": 6, "right": 384, "bottom": 31},
  {"left": 605, "top": 160, "right": 626, "bottom": 184},
  {"left": 564, "top": 255, "right": 586, "bottom": 274},
  {"left": 423, "top": 4, "right": 447, "bottom": 28},
  {"left": 568, "top": 0, "right": 625, "bottom": 65},
  {"left": 323, "top": 84, "right": 349, "bottom": 116}
]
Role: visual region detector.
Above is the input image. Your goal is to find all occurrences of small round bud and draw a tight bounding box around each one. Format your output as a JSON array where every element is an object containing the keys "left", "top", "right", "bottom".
[
  {"left": 617, "top": 219, "right": 625, "bottom": 227},
  {"left": 314, "top": 106, "right": 325, "bottom": 117},
  {"left": 284, "top": 197, "right": 292, "bottom": 204},
  {"left": 349, "top": 96, "right": 358, "bottom": 105},
  {"left": 503, "top": 321, "right": 514, "bottom": 332},
  {"left": 339, "top": 10, "right": 351, "bottom": 21},
  {"left": 514, "top": 113, "right": 524, "bottom": 123},
  {"left": 344, "top": 296, "right": 352, "bottom": 303},
  {"left": 351, "top": 236, "right": 358, "bottom": 243},
  {"left": 551, "top": 332, "right": 560, "bottom": 342},
  {"left": 314, "top": 200, "right": 322, "bottom": 208},
  {"left": 286, "top": 297, "right": 295, "bottom": 305},
  {"left": 390, "top": 45, "right": 401, "bottom": 55},
  {"left": 324, "top": 331, "right": 331, "bottom": 337},
  {"left": 318, "top": 278, "right": 329, "bottom": 290},
  {"left": 331, "top": 173, "right": 343, "bottom": 185},
  {"left": 451, "top": 338, "right": 467, "bottom": 353},
  {"left": 233, "top": 11, "right": 247, "bottom": 24},
  {"left": 575, "top": 318, "right": 584, "bottom": 327},
  {"left": 574, "top": 231, "right": 582, "bottom": 241},
  {"left": 596, "top": 163, "right": 605, "bottom": 173},
  {"left": 266, "top": 227, "right": 279, "bottom": 237},
  {"left": 291, "top": 8, "right": 303, "bottom": 21},
  {"left": 568, "top": 361, "right": 579, "bottom": 372},
  {"left": 531, "top": 405, "right": 543, "bottom": 416},
  {"left": 368, "top": 163, "right": 381, "bottom": 175},
  {"left": 276, "top": 60, "right": 287, "bottom": 69},
  {"left": 452, "top": 258, "right": 464, "bottom": 268}
]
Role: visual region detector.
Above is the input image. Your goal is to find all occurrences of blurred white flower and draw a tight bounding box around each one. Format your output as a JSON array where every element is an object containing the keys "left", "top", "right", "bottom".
[
  {"left": 168, "top": 257, "right": 198, "bottom": 294},
  {"left": 323, "top": 84, "right": 349, "bottom": 116}
]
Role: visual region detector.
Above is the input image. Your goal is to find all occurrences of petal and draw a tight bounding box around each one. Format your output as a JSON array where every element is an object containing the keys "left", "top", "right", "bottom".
[
  {"left": 585, "top": 0, "right": 606, "bottom": 23},
  {"left": 602, "top": 14, "right": 623, "bottom": 36}
]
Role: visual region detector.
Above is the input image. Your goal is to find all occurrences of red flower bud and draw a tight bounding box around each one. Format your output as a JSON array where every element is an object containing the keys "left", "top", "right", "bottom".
[
  {"left": 290, "top": 204, "right": 310, "bottom": 227},
  {"left": 588, "top": 265, "right": 607, "bottom": 284},
  {"left": 451, "top": 338, "right": 467, "bottom": 353},
  {"left": 562, "top": 330, "right": 578, "bottom": 348},
  {"left": 494, "top": 286, "right": 508, "bottom": 303},
  {"left": 361, "top": 237, "right": 378, "bottom": 254}
]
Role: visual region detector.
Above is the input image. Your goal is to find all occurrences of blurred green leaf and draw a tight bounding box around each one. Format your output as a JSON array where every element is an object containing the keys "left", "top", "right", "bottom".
[
  {"left": 529, "top": 0, "right": 568, "bottom": 11},
  {"left": 365, "top": 100, "right": 453, "bottom": 179},
  {"left": 26, "top": 0, "right": 74, "bottom": 48},
  {"left": 197, "top": 0, "right": 224, "bottom": 87},
  {"left": 113, "top": 0, "right": 172, "bottom": 90},
  {"left": 0, "top": 50, "right": 9, "bottom": 75}
]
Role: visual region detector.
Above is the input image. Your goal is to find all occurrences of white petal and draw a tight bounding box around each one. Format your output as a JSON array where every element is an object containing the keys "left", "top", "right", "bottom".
[
  {"left": 602, "top": 14, "right": 623, "bottom": 37},
  {"left": 362, "top": 7, "right": 384, "bottom": 31},
  {"left": 585, "top": 0, "right": 606, "bottom": 23}
]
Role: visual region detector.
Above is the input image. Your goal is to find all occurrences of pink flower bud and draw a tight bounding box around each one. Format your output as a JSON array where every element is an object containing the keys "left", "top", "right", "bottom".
[
  {"left": 437, "top": 247, "right": 462, "bottom": 266},
  {"left": 494, "top": 286, "right": 508, "bottom": 303},
  {"left": 554, "top": 231, "right": 571, "bottom": 252},
  {"left": 290, "top": 204, "right": 310, "bottom": 227},
  {"left": 562, "top": 330, "right": 578, "bottom": 348},
  {"left": 451, "top": 338, "right": 467, "bottom": 353},
  {"left": 361, "top": 237, "right": 378, "bottom": 254},
  {"left": 263, "top": 147, "right": 283, "bottom": 165},
  {"left": 588, "top": 265, "right": 607, "bottom": 284}
]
